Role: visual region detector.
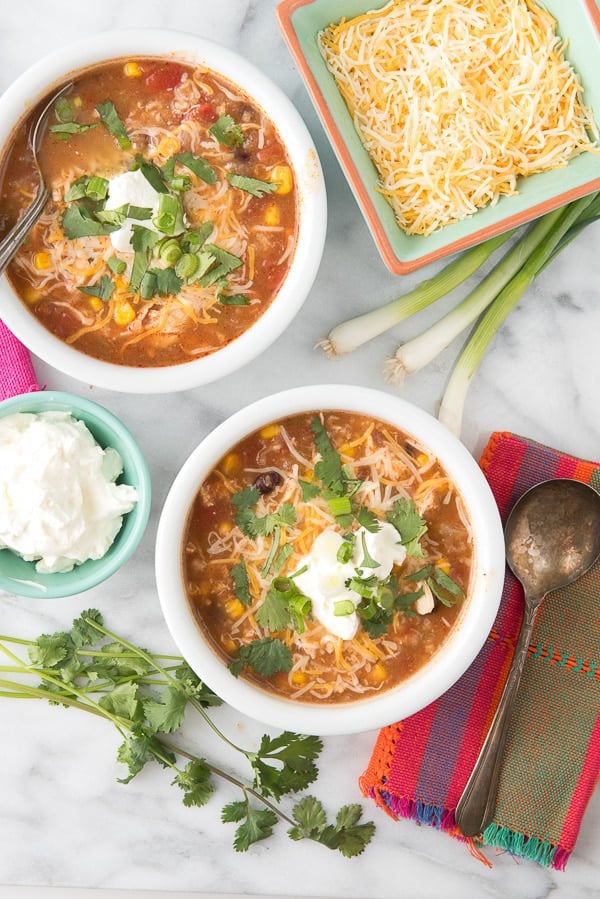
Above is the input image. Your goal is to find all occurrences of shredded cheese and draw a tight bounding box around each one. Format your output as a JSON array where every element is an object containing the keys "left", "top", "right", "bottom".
[{"left": 319, "top": 0, "right": 599, "bottom": 236}]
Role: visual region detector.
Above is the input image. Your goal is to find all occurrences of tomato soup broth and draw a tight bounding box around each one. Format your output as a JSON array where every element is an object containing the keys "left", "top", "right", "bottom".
[
  {"left": 0, "top": 58, "right": 298, "bottom": 366},
  {"left": 183, "top": 411, "right": 475, "bottom": 703}
]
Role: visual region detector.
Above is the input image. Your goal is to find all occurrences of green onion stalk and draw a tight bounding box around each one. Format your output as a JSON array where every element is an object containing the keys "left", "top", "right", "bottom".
[
  {"left": 315, "top": 230, "right": 514, "bottom": 357},
  {"left": 438, "top": 192, "right": 599, "bottom": 435},
  {"left": 382, "top": 206, "right": 569, "bottom": 386}
]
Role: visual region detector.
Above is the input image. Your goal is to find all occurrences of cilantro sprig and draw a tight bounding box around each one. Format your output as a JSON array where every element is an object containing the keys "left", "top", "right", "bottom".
[{"left": 0, "top": 610, "right": 374, "bottom": 857}]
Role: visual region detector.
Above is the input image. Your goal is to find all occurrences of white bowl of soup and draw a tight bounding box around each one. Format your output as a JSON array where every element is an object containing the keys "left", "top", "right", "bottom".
[
  {"left": 0, "top": 31, "right": 326, "bottom": 392},
  {"left": 155, "top": 385, "right": 505, "bottom": 736}
]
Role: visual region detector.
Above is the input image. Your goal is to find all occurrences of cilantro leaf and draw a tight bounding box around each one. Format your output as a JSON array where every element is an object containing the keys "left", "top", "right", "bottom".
[
  {"left": 229, "top": 637, "right": 292, "bottom": 678},
  {"left": 249, "top": 732, "right": 322, "bottom": 800},
  {"left": 70, "top": 609, "right": 104, "bottom": 647},
  {"left": 231, "top": 560, "right": 252, "bottom": 606},
  {"left": 355, "top": 507, "right": 381, "bottom": 532},
  {"left": 209, "top": 114, "right": 244, "bottom": 147},
  {"left": 62, "top": 204, "right": 119, "bottom": 239},
  {"left": 97, "top": 100, "right": 131, "bottom": 150},
  {"left": 226, "top": 173, "right": 279, "bottom": 198},
  {"left": 288, "top": 798, "right": 375, "bottom": 857},
  {"left": 168, "top": 151, "right": 216, "bottom": 185},
  {"left": 99, "top": 681, "right": 140, "bottom": 720},
  {"left": 432, "top": 566, "right": 463, "bottom": 596},
  {"left": 142, "top": 687, "right": 188, "bottom": 733},
  {"left": 255, "top": 588, "right": 292, "bottom": 632},
  {"left": 173, "top": 759, "right": 215, "bottom": 807},
  {"left": 386, "top": 498, "right": 428, "bottom": 557},
  {"left": 28, "top": 632, "right": 72, "bottom": 668},
  {"left": 222, "top": 800, "right": 278, "bottom": 852},
  {"left": 311, "top": 417, "right": 345, "bottom": 495},
  {"left": 49, "top": 121, "right": 98, "bottom": 139},
  {"left": 116, "top": 725, "right": 175, "bottom": 783},
  {"left": 299, "top": 479, "right": 320, "bottom": 502},
  {"left": 134, "top": 158, "right": 169, "bottom": 194},
  {"left": 174, "top": 662, "right": 222, "bottom": 707},
  {"left": 78, "top": 274, "right": 115, "bottom": 302},
  {"left": 149, "top": 266, "right": 184, "bottom": 297},
  {"left": 218, "top": 293, "right": 250, "bottom": 306}
]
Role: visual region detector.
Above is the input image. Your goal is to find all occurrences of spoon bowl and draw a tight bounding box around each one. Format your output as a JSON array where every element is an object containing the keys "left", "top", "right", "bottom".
[
  {"left": 456, "top": 477, "right": 600, "bottom": 837},
  {"left": 505, "top": 478, "right": 600, "bottom": 598}
]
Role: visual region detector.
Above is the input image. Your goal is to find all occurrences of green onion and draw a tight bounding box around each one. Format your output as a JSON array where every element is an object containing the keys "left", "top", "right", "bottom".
[
  {"left": 328, "top": 495, "right": 352, "bottom": 518},
  {"left": 438, "top": 193, "right": 598, "bottom": 436},
  {"left": 383, "top": 208, "right": 565, "bottom": 385},
  {"left": 333, "top": 599, "right": 356, "bottom": 617},
  {"left": 85, "top": 176, "right": 109, "bottom": 201},
  {"left": 175, "top": 252, "right": 200, "bottom": 280},
  {"left": 153, "top": 194, "right": 183, "bottom": 235},
  {"left": 159, "top": 238, "right": 182, "bottom": 265},
  {"left": 316, "top": 231, "right": 513, "bottom": 357}
]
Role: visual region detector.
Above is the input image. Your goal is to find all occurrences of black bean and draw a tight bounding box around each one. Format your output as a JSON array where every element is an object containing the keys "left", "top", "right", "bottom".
[{"left": 253, "top": 471, "right": 283, "bottom": 495}]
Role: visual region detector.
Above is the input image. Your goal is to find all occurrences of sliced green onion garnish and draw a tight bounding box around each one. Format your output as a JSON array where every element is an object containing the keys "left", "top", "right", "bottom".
[
  {"left": 107, "top": 256, "right": 126, "bottom": 275},
  {"left": 85, "top": 176, "right": 109, "bottom": 201},
  {"left": 328, "top": 495, "right": 352, "bottom": 518},
  {"left": 175, "top": 252, "right": 200, "bottom": 279},
  {"left": 153, "top": 194, "right": 183, "bottom": 235},
  {"left": 333, "top": 599, "right": 356, "bottom": 617},
  {"left": 159, "top": 238, "right": 182, "bottom": 265}
]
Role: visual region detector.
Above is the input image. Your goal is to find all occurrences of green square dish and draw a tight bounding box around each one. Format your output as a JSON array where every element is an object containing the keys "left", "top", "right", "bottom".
[{"left": 277, "top": 0, "right": 600, "bottom": 274}]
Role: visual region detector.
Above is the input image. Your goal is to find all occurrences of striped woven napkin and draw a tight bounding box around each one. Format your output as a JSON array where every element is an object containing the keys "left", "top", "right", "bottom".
[
  {"left": 0, "top": 319, "right": 39, "bottom": 399},
  {"left": 360, "top": 431, "right": 600, "bottom": 870}
]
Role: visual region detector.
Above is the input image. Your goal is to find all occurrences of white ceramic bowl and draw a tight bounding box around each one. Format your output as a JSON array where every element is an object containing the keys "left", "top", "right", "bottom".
[
  {"left": 155, "top": 385, "right": 505, "bottom": 736},
  {"left": 0, "top": 30, "right": 326, "bottom": 393}
]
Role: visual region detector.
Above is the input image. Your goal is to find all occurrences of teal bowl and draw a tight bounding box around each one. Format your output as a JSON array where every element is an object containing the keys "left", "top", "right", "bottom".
[{"left": 0, "top": 391, "right": 151, "bottom": 598}]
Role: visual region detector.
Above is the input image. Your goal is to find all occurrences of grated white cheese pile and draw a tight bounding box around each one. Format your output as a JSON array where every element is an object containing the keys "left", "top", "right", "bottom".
[{"left": 319, "top": 0, "right": 599, "bottom": 236}]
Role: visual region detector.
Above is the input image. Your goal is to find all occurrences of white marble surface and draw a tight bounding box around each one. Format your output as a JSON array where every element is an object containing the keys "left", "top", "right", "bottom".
[{"left": 1, "top": 2, "right": 600, "bottom": 897}]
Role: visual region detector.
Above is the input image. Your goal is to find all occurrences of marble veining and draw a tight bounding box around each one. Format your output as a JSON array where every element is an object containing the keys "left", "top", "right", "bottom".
[{"left": 1, "top": 2, "right": 599, "bottom": 897}]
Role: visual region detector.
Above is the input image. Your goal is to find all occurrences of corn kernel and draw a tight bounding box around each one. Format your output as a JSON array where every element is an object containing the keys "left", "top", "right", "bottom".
[
  {"left": 263, "top": 204, "right": 280, "bottom": 226},
  {"left": 113, "top": 301, "right": 136, "bottom": 326},
  {"left": 367, "top": 663, "right": 386, "bottom": 685},
  {"left": 73, "top": 96, "right": 83, "bottom": 108},
  {"left": 218, "top": 521, "right": 233, "bottom": 536},
  {"left": 124, "top": 61, "right": 142, "bottom": 78},
  {"left": 222, "top": 637, "right": 237, "bottom": 655},
  {"left": 33, "top": 251, "right": 51, "bottom": 271},
  {"left": 291, "top": 671, "right": 307, "bottom": 686},
  {"left": 88, "top": 296, "right": 104, "bottom": 312},
  {"left": 270, "top": 165, "right": 293, "bottom": 195},
  {"left": 157, "top": 135, "right": 180, "bottom": 157},
  {"left": 260, "top": 424, "right": 280, "bottom": 440},
  {"left": 198, "top": 580, "right": 211, "bottom": 596},
  {"left": 24, "top": 287, "right": 42, "bottom": 305},
  {"left": 436, "top": 559, "right": 451, "bottom": 574},
  {"left": 416, "top": 452, "right": 429, "bottom": 466},
  {"left": 222, "top": 452, "right": 241, "bottom": 475},
  {"left": 225, "top": 598, "right": 245, "bottom": 620}
]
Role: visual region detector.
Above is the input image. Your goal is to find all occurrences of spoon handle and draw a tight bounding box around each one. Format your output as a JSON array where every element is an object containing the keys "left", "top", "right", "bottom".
[{"left": 454, "top": 595, "right": 540, "bottom": 837}]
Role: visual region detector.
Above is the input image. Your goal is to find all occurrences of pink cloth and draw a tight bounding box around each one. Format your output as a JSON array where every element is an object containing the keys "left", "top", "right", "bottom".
[{"left": 0, "top": 319, "right": 40, "bottom": 400}]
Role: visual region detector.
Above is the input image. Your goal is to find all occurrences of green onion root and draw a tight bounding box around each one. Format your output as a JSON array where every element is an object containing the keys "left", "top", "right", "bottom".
[
  {"left": 383, "top": 208, "right": 568, "bottom": 385},
  {"left": 315, "top": 231, "right": 513, "bottom": 357}
]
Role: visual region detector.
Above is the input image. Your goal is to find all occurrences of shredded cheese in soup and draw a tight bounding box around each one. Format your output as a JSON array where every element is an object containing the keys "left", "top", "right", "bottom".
[
  {"left": 183, "top": 411, "right": 475, "bottom": 703},
  {"left": 319, "top": 0, "right": 599, "bottom": 236}
]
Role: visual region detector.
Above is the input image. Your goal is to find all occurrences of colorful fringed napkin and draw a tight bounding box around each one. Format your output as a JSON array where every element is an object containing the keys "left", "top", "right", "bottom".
[
  {"left": 360, "top": 432, "right": 600, "bottom": 870},
  {"left": 0, "top": 318, "right": 39, "bottom": 400}
]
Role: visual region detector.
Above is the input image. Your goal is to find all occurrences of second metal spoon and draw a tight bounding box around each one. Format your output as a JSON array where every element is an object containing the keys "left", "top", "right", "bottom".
[{"left": 455, "top": 477, "right": 600, "bottom": 837}]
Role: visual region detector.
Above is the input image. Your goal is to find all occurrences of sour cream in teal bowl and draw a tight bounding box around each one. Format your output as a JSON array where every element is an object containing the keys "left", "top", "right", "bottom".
[{"left": 0, "top": 390, "right": 151, "bottom": 598}]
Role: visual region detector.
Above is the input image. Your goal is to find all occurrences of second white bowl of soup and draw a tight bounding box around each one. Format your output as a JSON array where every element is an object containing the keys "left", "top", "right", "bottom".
[
  {"left": 156, "top": 385, "right": 505, "bottom": 736},
  {"left": 0, "top": 30, "right": 326, "bottom": 392}
]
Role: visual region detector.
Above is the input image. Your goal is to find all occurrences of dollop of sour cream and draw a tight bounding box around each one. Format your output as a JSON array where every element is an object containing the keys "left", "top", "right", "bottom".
[
  {"left": 104, "top": 169, "right": 184, "bottom": 253},
  {"left": 294, "top": 522, "right": 407, "bottom": 640},
  {"left": 0, "top": 411, "right": 138, "bottom": 574}
]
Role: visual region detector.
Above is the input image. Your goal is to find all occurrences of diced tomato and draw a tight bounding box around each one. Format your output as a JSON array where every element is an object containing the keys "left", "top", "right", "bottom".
[
  {"left": 257, "top": 142, "right": 282, "bottom": 165},
  {"left": 186, "top": 102, "right": 219, "bottom": 124},
  {"left": 143, "top": 63, "right": 186, "bottom": 92}
]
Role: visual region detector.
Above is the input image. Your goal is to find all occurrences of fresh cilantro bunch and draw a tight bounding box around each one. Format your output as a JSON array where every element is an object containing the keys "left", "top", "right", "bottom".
[{"left": 0, "top": 610, "right": 374, "bottom": 856}]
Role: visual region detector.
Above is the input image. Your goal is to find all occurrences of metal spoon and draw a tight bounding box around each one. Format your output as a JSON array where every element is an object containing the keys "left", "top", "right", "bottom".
[
  {"left": 455, "top": 477, "right": 600, "bottom": 838},
  {"left": 0, "top": 82, "right": 72, "bottom": 273}
]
